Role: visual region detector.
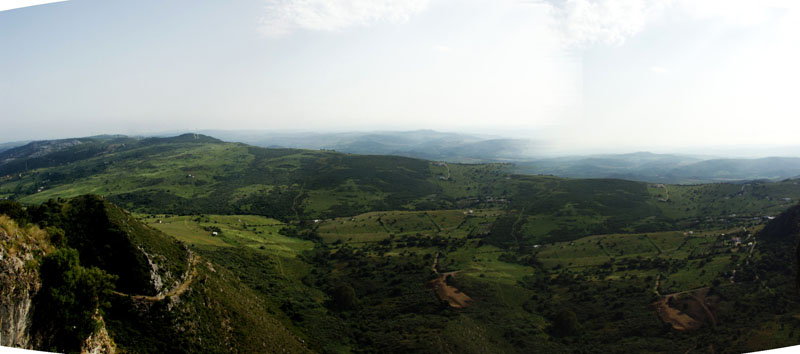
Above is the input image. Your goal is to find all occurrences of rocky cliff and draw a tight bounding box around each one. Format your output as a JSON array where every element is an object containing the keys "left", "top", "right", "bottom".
[
  {"left": 0, "top": 215, "right": 51, "bottom": 348},
  {"left": 0, "top": 214, "right": 118, "bottom": 354},
  {"left": 2, "top": 196, "right": 308, "bottom": 353}
]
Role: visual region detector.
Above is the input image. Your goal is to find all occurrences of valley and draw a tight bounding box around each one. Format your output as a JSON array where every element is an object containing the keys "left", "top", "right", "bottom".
[{"left": 1, "top": 135, "right": 800, "bottom": 353}]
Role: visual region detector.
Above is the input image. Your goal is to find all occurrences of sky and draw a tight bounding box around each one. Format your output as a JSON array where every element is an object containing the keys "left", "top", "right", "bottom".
[{"left": 1, "top": 0, "right": 799, "bottom": 155}]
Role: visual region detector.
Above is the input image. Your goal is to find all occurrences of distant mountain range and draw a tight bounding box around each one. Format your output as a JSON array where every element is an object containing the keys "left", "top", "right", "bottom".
[
  {"left": 193, "top": 129, "right": 535, "bottom": 163},
  {"left": 0, "top": 141, "right": 29, "bottom": 153},
  {"left": 4, "top": 130, "right": 800, "bottom": 183},
  {"left": 516, "top": 152, "right": 800, "bottom": 184},
  {"left": 190, "top": 130, "right": 800, "bottom": 183}
]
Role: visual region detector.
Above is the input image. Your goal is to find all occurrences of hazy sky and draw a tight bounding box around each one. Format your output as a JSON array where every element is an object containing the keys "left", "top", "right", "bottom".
[{"left": 1, "top": 0, "right": 798, "bottom": 154}]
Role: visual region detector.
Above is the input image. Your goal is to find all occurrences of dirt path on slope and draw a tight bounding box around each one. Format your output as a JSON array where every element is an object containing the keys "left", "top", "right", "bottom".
[
  {"left": 292, "top": 184, "right": 305, "bottom": 221},
  {"left": 113, "top": 251, "right": 199, "bottom": 302},
  {"left": 652, "top": 275, "right": 706, "bottom": 331},
  {"left": 653, "top": 273, "right": 662, "bottom": 296},
  {"left": 431, "top": 252, "right": 440, "bottom": 273},
  {"left": 424, "top": 212, "right": 443, "bottom": 232},
  {"left": 275, "top": 254, "right": 285, "bottom": 277},
  {"left": 429, "top": 252, "right": 472, "bottom": 308}
]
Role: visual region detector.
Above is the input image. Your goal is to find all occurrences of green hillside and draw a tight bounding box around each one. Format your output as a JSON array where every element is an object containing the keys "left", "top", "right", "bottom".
[
  {"left": 2, "top": 135, "right": 484, "bottom": 218},
  {"left": 3, "top": 136, "right": 800, "bottom": 353},
  {"left": 5, "top": 135, "right": 800, "bottom": 245},
  {"left": 33, "top": 195, "right": 189, "bottom": 295},
  {"left": 1, "top": 197, "right": 311, "bottom": 353}
]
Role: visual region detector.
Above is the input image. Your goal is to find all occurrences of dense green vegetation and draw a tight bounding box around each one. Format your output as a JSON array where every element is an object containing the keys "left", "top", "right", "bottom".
[
  {"left": 32, "top": 248, "right": 116, "bottom": 353},
  {"left": 103, "top": 257, "right": 310, "bottom": 354},
  {"left": 2, "top": 135, "right": 488, "bottom": 218},
  {"left": 2, "top": 197, "right": 310, "bottom": 353},
  {"left": 24, "top": 195, "right": 189, "bottom": 295},
  {"left": 4, "top": 135, "right": 800, "bottom": 246},
  {"left": 3, "top": 199, "right": 119, "bottom": 353},
  {"left": 131, "top": 208, "right": 800, "bottom": 353},
  {"left": 3, "top": 136, "right": 800, "bottom": 353}
]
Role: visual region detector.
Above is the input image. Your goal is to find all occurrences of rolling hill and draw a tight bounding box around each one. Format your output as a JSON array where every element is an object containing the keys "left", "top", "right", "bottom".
[
  {"left": 3, "top": 134, "right": 800, "bottom": 353},
  {"left": 0, "top": 140, "right": 29, "bottom": 154},
  {"left": 198, "top": 129, "right": 534, "bottom": 162},
  {"left": 184, "top": 130, "right": 800, "bottom": 183},
  {"left": 3, "top": 134, "right": 800, "bottom": 244},
  {"left": 518, "top": 153, "right": 800, "bottom": 183}
]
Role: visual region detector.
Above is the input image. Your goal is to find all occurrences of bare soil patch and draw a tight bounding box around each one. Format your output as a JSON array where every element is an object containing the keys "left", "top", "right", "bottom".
[
  {"left": 654, "top": 288, "right": 718, "bottom": 331},
  {"left": 428, "top": 252, "right": 471, "bottom": 308},
  {"left": 429, "top": 272, "right": 472, "bottom": 308}
]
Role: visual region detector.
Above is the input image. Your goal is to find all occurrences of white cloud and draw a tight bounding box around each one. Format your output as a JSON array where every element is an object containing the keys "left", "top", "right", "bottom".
[
  {"left": 259, "top": 0, "right": 430, "bottom": 37},
  {"left": 545, "top": 0, "right": 799, "bottom": 49},
  {"left": 0, "top": 0, "right": 67, "bottom": 12},
  {"left": 545, "top": 0, "right": 671, "bottom": 48}
]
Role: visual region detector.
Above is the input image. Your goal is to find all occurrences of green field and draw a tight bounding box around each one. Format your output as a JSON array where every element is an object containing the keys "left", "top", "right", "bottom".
[
  {"left": 138, "top": 214, "right": 313, "bottom": 258},
  {"left": 533, "top": 228, "right": 755, "bottom": 293}
]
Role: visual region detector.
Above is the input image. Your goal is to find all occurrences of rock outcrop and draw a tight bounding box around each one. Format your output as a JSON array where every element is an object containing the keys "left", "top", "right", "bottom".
[
  {"left": 80, "top": 314, "right": 115, "bottom": 354},
  {"left": 0, "top": 216, "right": 51, "bottom": 348}
]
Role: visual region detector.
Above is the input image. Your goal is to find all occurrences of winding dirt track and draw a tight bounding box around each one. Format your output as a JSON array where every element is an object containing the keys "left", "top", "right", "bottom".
[{"left": 112, "top": 251, "right": 199, "bottom": 302}]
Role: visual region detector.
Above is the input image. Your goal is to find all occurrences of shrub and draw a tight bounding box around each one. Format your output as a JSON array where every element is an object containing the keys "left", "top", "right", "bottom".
[
  {"left": 330, "top": 283, "right": 358, "bottom": 311},
  {"left": 33, "top": 248, "right": 117, "bottom": 353}
]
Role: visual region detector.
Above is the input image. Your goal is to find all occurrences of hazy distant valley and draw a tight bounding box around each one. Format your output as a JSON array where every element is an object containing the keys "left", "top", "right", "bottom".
[
  {"left": 10, "top": 130, "right": 800, "bottom": 185},
  {"left": 168, "top": 130, "right": 800, "bottom": 184}
]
